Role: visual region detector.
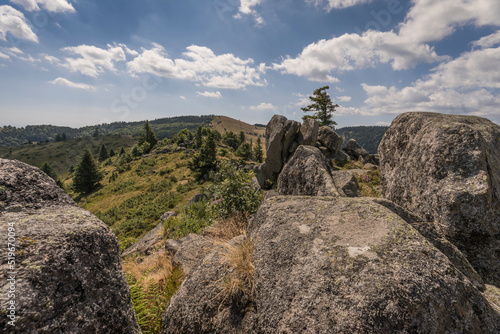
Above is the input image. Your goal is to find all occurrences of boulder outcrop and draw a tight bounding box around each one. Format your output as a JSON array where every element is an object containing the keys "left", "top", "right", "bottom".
[
  {"left": 161, "top": 196, "right": 500, "bottom": 333},
  {"left": 277, "top": 146, "right": 339, "bottom": 196},
  {"left": 379, "top": 112, "right": 500, "bottom": 285},
  {"left": 344, "top": 138, "right": 369, "bottom": 161},
  {"left": 331, "top": 170, "right": 360, "bottom": 197},
  {"left": 254, "top": 115, "right": 345, "bottom": 187},
  {"left": 122, "top": 211, "right": 177, "bottom": 258},
  {"left": 0, "top": 159, "right": 140, "bottom": 333}
]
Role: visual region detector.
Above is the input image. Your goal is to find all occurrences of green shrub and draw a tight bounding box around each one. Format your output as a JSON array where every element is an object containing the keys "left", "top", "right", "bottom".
[
  {"left": 208, "top": 160, "right": 262, "bottom": 218},
  {"left": 163, "top": 200, "right": 214, "bottom": 239}
]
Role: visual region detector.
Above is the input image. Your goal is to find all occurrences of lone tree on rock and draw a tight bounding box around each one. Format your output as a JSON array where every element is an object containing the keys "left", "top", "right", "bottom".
[
  {"left": 73, "top": 149, "right": 103, "bottom": 194},
  {"left": 302, "top": 86, "right": 338, "bottom": 129}
]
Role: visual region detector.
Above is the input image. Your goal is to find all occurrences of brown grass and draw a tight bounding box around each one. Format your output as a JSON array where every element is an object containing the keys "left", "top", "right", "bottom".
[
  {"left": 216, "top": 234, "right": 256, "bottom": 304},
  {"left": 205, "top": 213, "right": 249, "bottom": 241},
  {"left": 122, "top": 250, "right": 176, "bottom": 288}
]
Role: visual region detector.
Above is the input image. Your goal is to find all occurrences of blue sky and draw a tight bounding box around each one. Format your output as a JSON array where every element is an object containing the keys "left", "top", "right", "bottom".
[{"left": 1, "top": 0, "right": 499, "bottom": 128}]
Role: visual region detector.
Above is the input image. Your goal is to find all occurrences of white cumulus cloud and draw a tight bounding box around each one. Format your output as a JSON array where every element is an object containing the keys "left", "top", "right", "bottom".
[
  {"left": 337, "top": 95, "right": 351, "bottom": 102},
  {"left": 346, "top": 44, "right": 500, "bottom": 117},
  {"left": 249, "top": 102, "right": 277, "bottom": 110},
  {"left": 10, "top": 0, "right": 75, "bottom": 13},
  {"left": 49, "top": 77, "right": 96, "bottom": 91},
  {"left": 0, "top": 5, "right": 38, "bottom": 42},
  {"left": 307, "top": 0, "right": 374, "bottom": 11},
  {"left": 127, "top": 44, "right": 266, "bottom": 89},
  {"left": 234, "top": 0, "right": 265, "bottom": 25},
  {"left": 196, "top": 91, "right": 222, "bottom": 98},
  {"left": 274, "top": 0, "right": 500, "bottom": 81},
  {"left": 61, "top": 44, "right": 127, "bottom": 77}
]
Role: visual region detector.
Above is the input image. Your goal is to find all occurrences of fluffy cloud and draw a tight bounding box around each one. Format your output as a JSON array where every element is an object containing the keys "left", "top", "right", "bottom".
[
  {"left": 0, "top": 5, "right": 38, "bottom": 42},
  {"left": 350, "top": 45, "right": 500, "bottom": 117},
  {"left": 196, "top": 91, "right": 222, "bottom": 98},
  {"left": 274, "top": 0, "right": 500, "bottom": 81},
  {"left": 249, "top": 102, "right": 277, "bottom": 110},
  {"left": 337, "top": 95, "right": 351, "bottom": 102},
  {"left": 61, "top": 44, "right": 127, "bottom": 77},
  {"left": 234, "top": 0, "right": 264, "bottom": 25},
  {"left": 128, "top": 44, "right": 266, "bottom": 89},
  {"left": 472, "top": 30, "right": 500, "bottom": 49},
  {"left": 49, "top": 77, "right": 96, "bottom": 91},
  {"left": 273, "top": 31, "right": 444, "bottom": 80},
  {"left": 10, "top": 0, "right": 75, "bottom": 13},
  {"left": 307, "top": 0, "right": 374, "bottom": 11}
]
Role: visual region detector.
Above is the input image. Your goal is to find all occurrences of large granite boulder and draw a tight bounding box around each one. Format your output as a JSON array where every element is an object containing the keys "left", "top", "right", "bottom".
[
  {"left": 277, "top": 146, "right": 339, "bottom": 196},
  {"left": 264, "top": 115, "right": 287, "bottom": 177},
  {"left": 0, "top": 159, "right": 140, "bottom": 333},
  {"left": 331, "top": 170, "right": 360, "bottom": 197},
  {"left": 281, "top": 120, "right": 301, "bottom": 161},
  {"left": 161, "top": 196, "right": 500, "bottom": 333},
  {"left": 379, "top": 112, "right": 500, "bottom": 286},
  {"left": 317, "top": 126, "right": 343, "bottom": 154},
  {"left": 344, "top": 139, "right": 369, "bottom": 160},
  {"left": 297, "top": 118, "right": 319, "bottom": 146}
]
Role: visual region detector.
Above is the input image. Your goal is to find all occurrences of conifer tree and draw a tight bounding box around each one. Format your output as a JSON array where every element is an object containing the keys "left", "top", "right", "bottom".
[
  {"left": 109, "top": 148, "right": 115, "bottom": 157},
  {"left": 302, "top": 86, "right": 338, "bottom": 128},
  {"left": 195, "top": 126, "right": 203, "bottom": 149},
  {"left": 188, "top": 132, "right": 218, "bottom": 180},
  {"left": 138, "top": 121, "right": 158, "bottom": 153},
  {"left": 254, "top": 137, "right": 264, "bottom": 163},
  {"left": 41, "top": 162, "right": 57, "bottom": 180},
  {"left": 73, "top": 149, "right": 103, "bottom": 194},
  {"left": 98, "top": 144, "right": 109, "bottom": 162}
]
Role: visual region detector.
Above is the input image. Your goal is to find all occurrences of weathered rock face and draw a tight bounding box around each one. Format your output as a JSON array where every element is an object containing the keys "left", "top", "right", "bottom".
[
  {"left": 281, "top": 120, "right": 301, "bottom": 161},
  {"left": 161, "top": 196, "right": 500, "bottom": 333},
  {"left": 277, "top": 146, "right": 339, "bottom": 196},
  {"left": 264, "top": 115, "right": 287, "bottom": 177},
  {"left": 331, "top": 170, "right": 360, "bottom": 197},
  {"left": 0, "top": 159, "right": 140, "bottom": 333},
  {"left": 379, "top": 112, "right": 500, "bottom": 285},
  {"left": 344, "top": 138, "right": 369, "bottom": 160},
  {"left": 333, "top": 149, "right": 351, "bottom": 166},
  {"left": 297, "top": 118, "right": 319, "bottom": 146},
  {"left": 318, "top": 125, "right": 342, "bottom": 155},
  {"left": 171, "top": 234, "right": 215, "bottom": 275},
  {"left": 122, "top": 211, "right": 177, "bottom": 258}
]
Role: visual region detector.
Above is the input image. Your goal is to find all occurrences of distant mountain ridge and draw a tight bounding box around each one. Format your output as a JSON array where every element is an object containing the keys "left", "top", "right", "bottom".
[
  {"left": 0, "top": 115, "right": 214, "bottom": 147},
  {"left": 336, "top": 126, "right": 389, "bottom": 154}
]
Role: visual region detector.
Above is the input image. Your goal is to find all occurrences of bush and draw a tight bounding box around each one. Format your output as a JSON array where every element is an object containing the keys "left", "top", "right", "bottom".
[
  {"left": 162, "top": 200, "right": 215, "bottom": 239},
  {"left": 208, "top": 160, "right": 262, "bottom": 218}
]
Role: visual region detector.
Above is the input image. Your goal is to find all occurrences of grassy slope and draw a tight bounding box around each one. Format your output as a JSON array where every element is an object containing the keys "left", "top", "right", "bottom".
[
  {"left": 0, "top": 135, "right": 137, "bottom": 178},
  {"left": 210, "top": 116, "right": 267, "bottom": 155}
]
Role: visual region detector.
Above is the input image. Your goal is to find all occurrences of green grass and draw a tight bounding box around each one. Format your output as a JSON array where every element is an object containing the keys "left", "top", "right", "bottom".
[{"left": 357, "top": 169, "right": 382, "bottom": 197}]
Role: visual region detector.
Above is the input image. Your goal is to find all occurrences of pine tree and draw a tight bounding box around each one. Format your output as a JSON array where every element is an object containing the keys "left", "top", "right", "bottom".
[
  {"left": 41, "top": 162, "right": 57, "bottom": 180},
  {"left": 239, "top": 131, "right": 246, "bottom": 146},
  {"left": 119, "top": 147, "right": 126, "bottom": 155},
  {"left": 54, "top": 133, "right": 62, "bottom": 142},
  {"left": 254, "top": 137, "right": 264, "bottom": 163},
  {"left": 235, "top": 142, "right": 252, "bottom": 160},
  {"left": 73, "top": 149, "right": 103, "bottom": 194},
  {"left": 195, "top": 126, "right": 203, "bottom": 149},
  {"left": 98, "top": 144, "right": 109, "bottom": 162},
  {"left": 188, "top": 133, "right": 218, "bottom": 180},
  {"left": 93, "top": 128, "right": 100, "bottom": 137},
  {"left": 302, "top": 86, "right": 338, "bottom": 129},
  {"left": 61, "top": 133, "right": 67, "bottom": 141},
  {"left": 138, "top": 121, "right": 158, "bottom": 154},
  {"left": 109, "top": 148, "right": 116, "bottom": 157}
]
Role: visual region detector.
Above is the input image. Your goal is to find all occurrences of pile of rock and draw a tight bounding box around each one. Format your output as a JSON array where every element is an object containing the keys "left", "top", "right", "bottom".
[{"left": 254, "top": 115, "right": 376, "bottom": 188}]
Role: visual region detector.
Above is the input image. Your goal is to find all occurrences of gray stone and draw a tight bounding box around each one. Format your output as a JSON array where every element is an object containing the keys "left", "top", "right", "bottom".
[
  {"left": 281, "top": 120, "right": 301, "bottom": 161},
  {"left": 264, "top": 115, "right": 287, "bottom": 175},
  {"left": 122, "top": 211, "right": 177, "bottom": 258},
  {"left": 287, "top": 141, "right": 299, "bottom": 155},
  {"left": 333, "top": 149, "right": 351, "bottom": 167},
  {"left": 161, "top": 196, "right": 500, "bottom": 333},
  {"left": 173, "top": 234, "right": 216, "bottom": 275},
  {"left": 344, "top": 139, "right": 369, "bottom": 160},
  {"left": 363, "top": 163, "right": 378, "bottom": 170},
  {"left": 278, "top": 146, "right": 339, "bottom": 196},
  {"left": 318, "top": 126, "right": 343, "bottom": 154},
  {"left": 379, "top": 112, "right": 500, "bottom": 286},
  {"left": 297, "top": 118, "right": 319, "bottom": 146},
  {"left": 0, "top": 159, "right": 140, "bottom": 333},
  {"left": 331, "top": 170, "right": 360, "bottom": 197}
]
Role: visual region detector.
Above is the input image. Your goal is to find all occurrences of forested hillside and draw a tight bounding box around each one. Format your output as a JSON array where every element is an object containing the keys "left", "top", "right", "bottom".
[
  {"left": 336, "top": 126, "right": 389, "bottom": 154},
  {"left": 0, "top": 115, "right": 213, "bottom": 146}
]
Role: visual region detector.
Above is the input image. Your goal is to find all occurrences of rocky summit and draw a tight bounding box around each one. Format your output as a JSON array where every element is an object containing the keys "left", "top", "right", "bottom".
[
  {"left": 379, "top": 112, "right": 500, "bottom": 286},
  {"left": 0, "top": 159, "right": 140, "bottom": 333}
]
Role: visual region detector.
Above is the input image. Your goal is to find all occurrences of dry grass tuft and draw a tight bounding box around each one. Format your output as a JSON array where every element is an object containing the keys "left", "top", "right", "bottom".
[
  {"left": 122, "top": 250, "right": 175, "bottom": 288},
  {"left": 205, "top": 213, "right": 249, "bottom": 241},
  {"left": 216, "top": 234, "right": 256, "bottom": 304}
]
